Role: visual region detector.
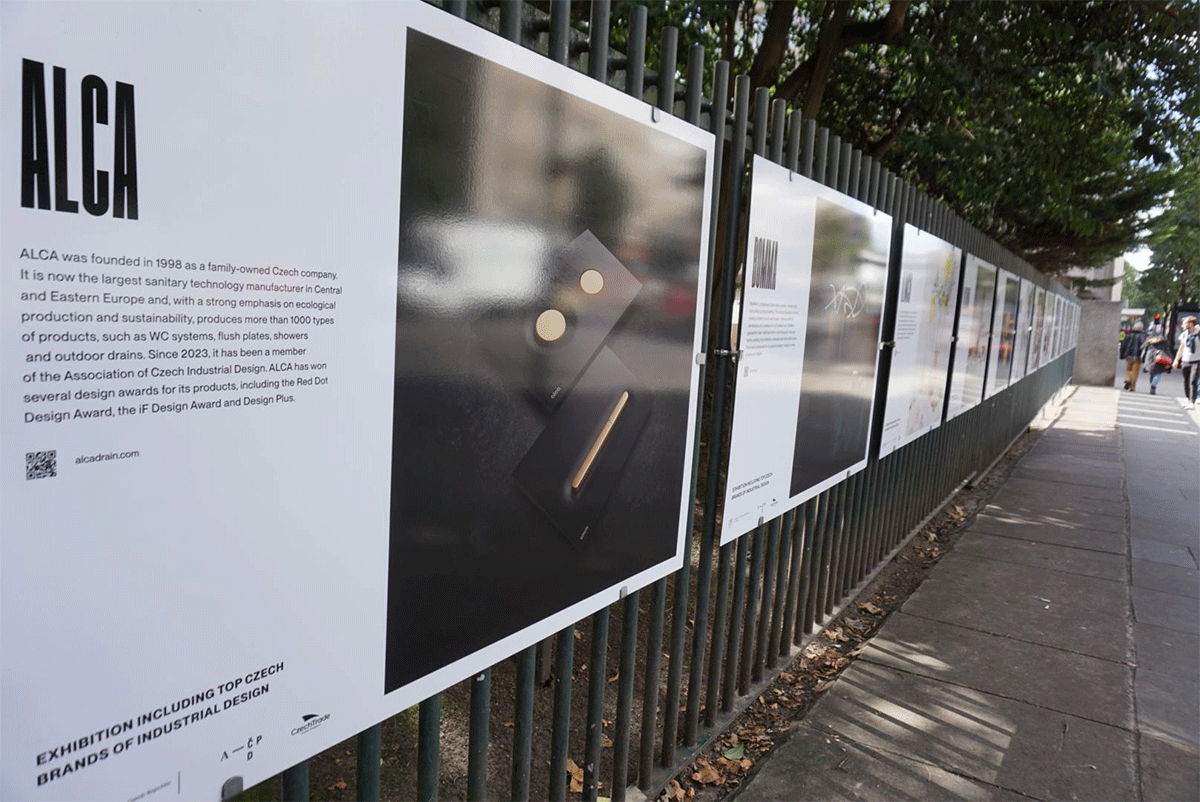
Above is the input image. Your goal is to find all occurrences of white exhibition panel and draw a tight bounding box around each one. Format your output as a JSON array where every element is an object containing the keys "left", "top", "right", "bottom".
[
  {"left": 986, "top": 268, "right": 1019, "bottom": 397},
  {"left": 721, "top": 156, "right": 890, "bottom": 544},
  {"left": 1031, "top": 286, "right": 1047, "bottom": 371},
  {"left": 946, "top": 255, "right": 995, "bottom": 418},
  {"left": 878, "top": 224, "right": 960, "bottom": 456},
  {"left": 1040, "top": 287, "right": 1055, "bottom": 366},
  {"left": 1011, "top": 277, "right": 1036, "bottom": 382},
  {"left": 0, "top": 4, "right": 714, "bottom": 800}
]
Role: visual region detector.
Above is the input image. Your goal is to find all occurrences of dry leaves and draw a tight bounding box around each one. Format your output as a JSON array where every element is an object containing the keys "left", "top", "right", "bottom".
[
  {"left": 325, "top": 780, "right": 347, "bottom": 792},
  {"left": 567, "top": 758, "right": 584, "bottom": 793},
  {"left": 858, "top": 602, "right": 884, "bottom": 615},
  {"left": 691, "top": 761, "right": 724, "bottom": 786}
]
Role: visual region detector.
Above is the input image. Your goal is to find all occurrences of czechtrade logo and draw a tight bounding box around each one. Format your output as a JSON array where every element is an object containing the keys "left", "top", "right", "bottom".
[{"left": 290, "top": 714, "right": 330, "bottom": 736}]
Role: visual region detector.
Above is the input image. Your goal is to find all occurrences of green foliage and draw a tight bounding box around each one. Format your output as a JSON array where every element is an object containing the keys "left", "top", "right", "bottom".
[
  {"left": 1140, "top": 163, "right": 1200, "bottom": 310},
  {"left": 598, "top": 0, "right": 1198, "bottom": 276}
]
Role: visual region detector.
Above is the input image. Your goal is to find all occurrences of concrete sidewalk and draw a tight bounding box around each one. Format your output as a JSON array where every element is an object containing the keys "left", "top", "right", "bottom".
[{"left": 733, "top": 383, "right": 1199, "bottom": 801}]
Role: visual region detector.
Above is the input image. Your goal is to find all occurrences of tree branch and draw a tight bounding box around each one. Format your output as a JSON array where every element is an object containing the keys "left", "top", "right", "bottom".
[{"left": 748, "top": 0, "right": 799, "bottom": 89}]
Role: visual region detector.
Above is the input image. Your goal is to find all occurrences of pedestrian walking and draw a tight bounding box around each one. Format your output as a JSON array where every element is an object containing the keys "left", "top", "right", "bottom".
[
  {"left": 1143, "top": 334, "right": 1174, "bottom": 395},
  {"left": 1121, "top": 321, "right": 1146, "bottom": 391},
  {"left": 1174, "top": 316, "right": 1199, "bottom": 407}
]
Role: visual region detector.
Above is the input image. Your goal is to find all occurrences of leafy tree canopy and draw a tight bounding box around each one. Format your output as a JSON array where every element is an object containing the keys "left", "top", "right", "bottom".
[{"left": 590, "top": 0, "right": 1198, "bottom": 275}]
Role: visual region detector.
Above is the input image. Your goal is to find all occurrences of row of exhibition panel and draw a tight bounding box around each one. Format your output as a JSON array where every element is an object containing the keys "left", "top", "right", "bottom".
[{"left": 0, "top": 3, "right": 1078, "bottom": 800}]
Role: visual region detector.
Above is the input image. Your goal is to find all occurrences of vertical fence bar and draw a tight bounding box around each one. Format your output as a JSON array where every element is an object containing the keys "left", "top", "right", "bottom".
[
  {"left": 781, "top": 503, "right": 807, "bottom": 652},
  {"left": 549, "top": 627, "right": 576, "bottom": 802},
  {"left": 549, "top": 0, "right": 569, "bottom": 64},
  {"left": 821, "top": 479, "right": 846, "bottom": 616},
  {"left": 612, "top": 592, "right": 639, "bottom": 802},
  {"left": 753, "top": 516, "right": 781, "bottom": 681},
  {"left": 683, "top": 57, "right": 731, "bottom": 748},
  {"left": 357, "top": 724, "right": 382, "bottom": 802},
  {"left": 467, "top": 671, "right": 490, "bottom": 802},
  {"left": 624, "top": 5, "right": 646, "bottom": 96},
  {"left": 767, "top": 510, "right": 794, "bottom": 666},
  {"left": 417, "top": 696, "right": 441, "bottom": 802},
  {"left": 705, "top": 543, "right": 733, "bottom": 726},
  {"left": 830, "top": 474, "right": 855, "bottom": 602},
  {"left": 663, "top": 40, "right": 708, "bottom": 765},
  {"left": 708, "top": 70, "right": 751, "bottom": 718},
  {"left": 638, "top": 580, "right": 667, "bottom": 790},
  {"left": 635, "top": 30, "right": 679, "bottom": 786},
  {"left": 839, "top": 141, "right": 853, "bottom": 193},
  {"left": 722, "top": 532, "right": 752, "bottom": 710},
  {"left": 282, "top": 763, "right": 309, "bottom": 802},
  {"left": 500, "top": 0, "right": 522, "bottom": 42},
  {"left": 445, "top": 0, "right": 467, "bottom": 18},
  {"left": 799, "top": 495, "right": 820, "bottom": 637},
  {"left": 511, "top": 647, "right": 535, "bottom": 802},
  {"left": 732, "top": 86, "right": 773, "bottom": 698},
  {"left": 826, "top": 135, "right": 841, "bottom": 189},
  {"left": 786, "top": 111, "right": 803, "bottom": 172},
  {"left": 752, "top": 87, "right": 770, "bottom": 155},
  {"left": 737, "top": 525, "right": 764, "bottom": 693},
  {"left": 583, "top": 610, "right": 609, "bottom": 802},
  {"left": 814, "top": 127, "right": 830, "bottom": 183},
  {"left": 588, "top": 0, "right": 609, "bottom": 81},
  {"left": 811, "top": 488, "right": 832, "bottom": 629},
  {"left": 608, "top": 12, "right": 645, "bottom": 795},
  {"left": 801, "top": 120, "right": 817, "bottom": 178},
  {"left": 770, "top": 99, "right": 787, "bottom": 164}
]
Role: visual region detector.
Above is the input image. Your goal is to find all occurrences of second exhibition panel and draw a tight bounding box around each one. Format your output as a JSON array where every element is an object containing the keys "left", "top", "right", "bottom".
[
  {"left": 721, "top": 156, "right": 890, "bottom": 543},
  {"left": 878, "top": 224, "right": 961, "bottom": 456}
]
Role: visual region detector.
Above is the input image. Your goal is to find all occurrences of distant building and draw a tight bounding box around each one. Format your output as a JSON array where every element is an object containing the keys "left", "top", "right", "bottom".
[{"left": 1066, "top": 257, "right": 1124, "bottom": 301}]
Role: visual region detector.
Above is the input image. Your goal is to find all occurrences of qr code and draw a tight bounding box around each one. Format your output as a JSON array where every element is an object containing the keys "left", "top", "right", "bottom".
[{"left": 26, "top": 450, "right": 56, "bottom": 480}]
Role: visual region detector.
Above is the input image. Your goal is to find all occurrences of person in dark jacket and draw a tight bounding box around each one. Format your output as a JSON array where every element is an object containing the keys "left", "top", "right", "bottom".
[
  {"left": 1143, "top": 334, "right": 1173, "bottom": 395},
  {"left": 1121, "top": 321, "right": 1146, "bottom": 391}
]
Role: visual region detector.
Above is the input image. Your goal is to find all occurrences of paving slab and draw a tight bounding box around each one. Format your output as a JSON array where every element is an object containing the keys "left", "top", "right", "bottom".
[
  {"left": 1007, "top": 466, "right": 1125, "bottom": 489},
  {"left": 861, "top": 613, "right": 1133, "bottom": 729},
  {"left": 970, "top": 514, "right": 1127, "bottom": 553},
  {"left": 901, "top": 569, "right": 1130, "bottom": 663},
  {"left": 1017, "top": 462, "right": 1125, "bottom": 484},
  {"left": 1132, "top": 558, "right": 1199, "bottom": 599},
  {"left": 1132, "top": 585, "right": 1200, "bottom": 634},
  {"left": 977, "top": 505, "right": 1126, "bottom": 534},
  {"left": 1131, "top": 536, "right": 1198, "bottom": 569},
  {"left": 1126, "top": 516, "right": 1200, "bottom": 549},
  {"left": 1132, "top": 621, "right": 1200, "bottom": 680},
  {"left": 998, "top": 475, "right": 1121, "bottom": 503},
  {"left": 953, "top": 531, "right": 1129, "bottom": 582},
  {"left": 985, "top": 490, "right": 1128, "bottom": 519},
  {"left": 1134, "top": 667, "right": 1200, "bottom": 747},
  {"left": 928, "top": 551, "right": 1129, "bottom": 616},
  {"left": 787, "top": 660, "right": 1137, "bottom": 802},
  {"left": 1140, "top": 734, "right": 1200, "bottom": 802},
  {"left": 731, "top": 727, "right": 1029, "bottom": 802}
]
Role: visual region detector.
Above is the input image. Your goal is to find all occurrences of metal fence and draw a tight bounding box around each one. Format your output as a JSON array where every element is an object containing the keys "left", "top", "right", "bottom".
[{"left": 266, "top": 2, "right": 1077, "bottom": 800}]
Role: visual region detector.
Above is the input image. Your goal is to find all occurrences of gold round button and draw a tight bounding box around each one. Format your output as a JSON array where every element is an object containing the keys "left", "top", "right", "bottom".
[
  {"left": 580, "top": 269, "right": 604, "bottom": 295},
  {"left": 535, "top": 309, "right": 567, "bottom": 342}
]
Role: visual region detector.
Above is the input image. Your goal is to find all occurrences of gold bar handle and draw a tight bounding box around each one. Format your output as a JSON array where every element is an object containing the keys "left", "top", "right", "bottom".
[{"left": 572, "top": 391, "right": 629, "bottom": 491}]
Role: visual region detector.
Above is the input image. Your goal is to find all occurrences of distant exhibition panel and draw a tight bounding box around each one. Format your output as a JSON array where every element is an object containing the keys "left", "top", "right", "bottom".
[{"left": 946, "top": 255, "right": 996, "bottom": 418}]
